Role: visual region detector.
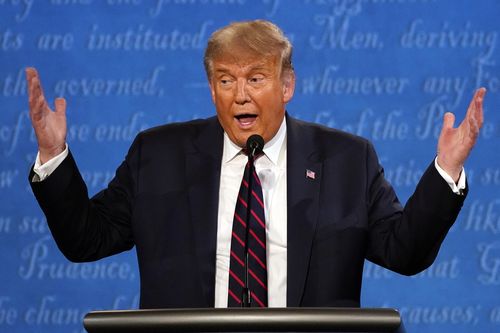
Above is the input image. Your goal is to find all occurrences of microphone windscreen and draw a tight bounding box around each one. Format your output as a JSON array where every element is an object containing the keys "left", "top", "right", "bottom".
[{"left": 246, "top": 134, "right": 264, "bottom": 157}]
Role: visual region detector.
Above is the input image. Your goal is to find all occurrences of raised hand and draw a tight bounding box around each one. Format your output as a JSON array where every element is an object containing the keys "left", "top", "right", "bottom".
[
  {"left": 437, "top": 87, "right": 486, "bottom": 182},
  {"left": 26, "top": 67, "right": 67, "bottom": 164}
]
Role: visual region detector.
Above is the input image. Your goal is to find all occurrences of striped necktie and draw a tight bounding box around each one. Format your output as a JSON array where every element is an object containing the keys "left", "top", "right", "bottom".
[{"left": 228, "top": 155, "right": 268, "bottom": 307}]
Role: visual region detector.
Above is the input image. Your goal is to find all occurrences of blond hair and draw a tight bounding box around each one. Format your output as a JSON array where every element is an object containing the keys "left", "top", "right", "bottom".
[{"left": 204, "top": 20, "right": 293, "bottom": 79}]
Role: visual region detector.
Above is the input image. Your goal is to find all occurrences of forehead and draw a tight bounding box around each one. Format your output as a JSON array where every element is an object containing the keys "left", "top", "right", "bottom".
[{"left": 211, "top": 52, "right": 279, "bottom": 75}]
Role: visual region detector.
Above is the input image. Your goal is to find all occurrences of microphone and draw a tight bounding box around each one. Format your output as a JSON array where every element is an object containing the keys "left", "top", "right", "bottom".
[
  {"left": 241, "top": 134, "right": 264, "bottom": 307},
  {"left": 246, "top": 134, "right": 264, "bottom": 158}
]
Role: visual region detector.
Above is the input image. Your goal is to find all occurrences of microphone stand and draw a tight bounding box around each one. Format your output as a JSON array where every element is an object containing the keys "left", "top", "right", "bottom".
[
  {"left": 241, "top": 135, "right": 263, "bottom": 308},
  {"left": 242, "top": 148, "right": 256, "bottom": 308}
]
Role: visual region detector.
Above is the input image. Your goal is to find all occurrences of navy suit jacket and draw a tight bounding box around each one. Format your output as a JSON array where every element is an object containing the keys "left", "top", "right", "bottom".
[{"left": 30, "top": 115, "right": 466, "bottom": 309}]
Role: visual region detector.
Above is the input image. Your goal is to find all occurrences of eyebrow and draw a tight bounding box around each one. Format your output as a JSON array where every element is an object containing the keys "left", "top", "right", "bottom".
[{"left": 213, "top": 69, "right": 272, "bottom": 80}]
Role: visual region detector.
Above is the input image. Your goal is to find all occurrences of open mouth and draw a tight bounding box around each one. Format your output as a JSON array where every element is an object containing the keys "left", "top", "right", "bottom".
[{"left": 235, "top": 114, "right": 257, "bottom": 127}]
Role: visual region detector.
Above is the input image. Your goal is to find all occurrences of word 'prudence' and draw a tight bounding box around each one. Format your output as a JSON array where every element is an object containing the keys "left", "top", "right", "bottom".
[{"left": 18, "top": 236, "right": 135, "bottom": 280}]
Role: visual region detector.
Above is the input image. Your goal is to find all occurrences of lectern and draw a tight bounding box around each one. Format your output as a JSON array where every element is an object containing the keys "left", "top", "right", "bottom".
[{"left": 84, "top": 308, "right": 406, "bottom": 332}]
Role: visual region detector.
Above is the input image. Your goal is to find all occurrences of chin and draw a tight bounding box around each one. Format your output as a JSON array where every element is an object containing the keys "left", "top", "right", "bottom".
[{"left": 232, "top": 136, "right": 248, "bottom": 148}]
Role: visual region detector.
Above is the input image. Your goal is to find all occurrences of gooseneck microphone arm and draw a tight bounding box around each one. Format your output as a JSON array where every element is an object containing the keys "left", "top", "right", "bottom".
[{"left": 242, "top": 135, "right": 264, "bottom": 308}]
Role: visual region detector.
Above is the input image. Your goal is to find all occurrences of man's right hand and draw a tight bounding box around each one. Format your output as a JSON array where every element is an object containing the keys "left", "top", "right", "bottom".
[{"left": 26, "top": 67, "right": 67, "bottom": 165}]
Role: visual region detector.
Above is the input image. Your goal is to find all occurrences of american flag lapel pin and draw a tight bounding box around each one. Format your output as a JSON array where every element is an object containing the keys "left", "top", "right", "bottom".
[{"left": 306, "top": 169, "right": 316, "bottom": 180}]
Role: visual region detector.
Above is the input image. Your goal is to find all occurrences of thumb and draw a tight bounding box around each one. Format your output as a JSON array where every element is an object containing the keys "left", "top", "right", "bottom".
[
  {"left": 54, "top": 97, "right": 67, "bottom": 116},
  {"left": 441, "top": 112, "right": 455, "bottom": 132}
]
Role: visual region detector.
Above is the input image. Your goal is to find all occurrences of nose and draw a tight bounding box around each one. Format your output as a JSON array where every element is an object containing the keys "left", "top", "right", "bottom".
[{"left": 235, "top": 78, "right": 250, "bottom": 104}]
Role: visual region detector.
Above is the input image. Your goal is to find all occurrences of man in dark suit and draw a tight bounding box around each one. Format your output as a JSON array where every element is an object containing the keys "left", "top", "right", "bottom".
[{"left": 26, "top": 20, "right": 486, "bottom": 309}]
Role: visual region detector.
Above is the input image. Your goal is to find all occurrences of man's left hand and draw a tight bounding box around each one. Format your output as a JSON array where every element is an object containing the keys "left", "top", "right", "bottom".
[{"left": 437, "top": 87, "right": 486, "bottom": 183}]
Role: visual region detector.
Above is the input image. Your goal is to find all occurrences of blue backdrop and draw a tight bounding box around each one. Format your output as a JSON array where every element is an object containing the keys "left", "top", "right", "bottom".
[{"left": 1, "top": 1, "right": 499, "bottom": 332}]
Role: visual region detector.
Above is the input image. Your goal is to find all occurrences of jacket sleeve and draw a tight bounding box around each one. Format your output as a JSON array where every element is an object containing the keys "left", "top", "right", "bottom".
[
  {"left": 364, "top": 142, "right": 467, "bottom": 275},
  {"left": 28, "top": 135, "right": 142, "bottom": 263}
]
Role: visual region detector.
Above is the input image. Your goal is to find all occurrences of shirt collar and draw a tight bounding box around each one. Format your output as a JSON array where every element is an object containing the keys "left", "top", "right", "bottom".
[{"left": 222, "top": 117, "right": 287, "bottom": 165}]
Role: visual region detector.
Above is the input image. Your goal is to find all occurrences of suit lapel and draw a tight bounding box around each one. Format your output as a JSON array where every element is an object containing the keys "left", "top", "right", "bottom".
[
  {"left": 286, "top": 116, "right": 323, "bottom": 307},
  {"left": 186, "top": 117, "right": 223, "bottom": 307}
]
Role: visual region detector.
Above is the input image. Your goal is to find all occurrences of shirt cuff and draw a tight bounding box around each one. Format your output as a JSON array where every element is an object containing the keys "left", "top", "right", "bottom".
[
  {"left": 32, "top": 144, "right": 69, "bottom": 182},
  {"left": 434, "top": 157, "right": 466, "bottom": 195}
]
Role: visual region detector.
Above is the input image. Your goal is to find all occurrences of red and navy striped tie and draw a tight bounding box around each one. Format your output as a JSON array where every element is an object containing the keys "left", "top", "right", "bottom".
[{"left": 228, "top": 157, "right": 268, "bottom": 307}]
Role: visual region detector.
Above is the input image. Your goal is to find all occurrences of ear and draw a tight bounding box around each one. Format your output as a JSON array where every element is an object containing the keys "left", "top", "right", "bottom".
[{"left": 282, "top": 71, "right": 296, "bottom": 103}]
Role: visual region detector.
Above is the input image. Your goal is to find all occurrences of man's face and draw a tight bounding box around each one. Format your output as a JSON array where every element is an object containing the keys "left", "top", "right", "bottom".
[{"left": 209, "top": 53, "right": 295, "bottom": 147}]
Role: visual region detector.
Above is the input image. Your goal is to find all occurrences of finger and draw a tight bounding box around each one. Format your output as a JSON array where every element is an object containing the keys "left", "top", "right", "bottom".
[
  {"left": 29, "top": 78, "right": 43, "bottom": 122},
  {"left": 466, "top": 87, "right": 485, "bottom": 118},
  {"left": 460, "top": 88, "right": 484, "bottom": 132},
  {"left": 32, "top": 94, "right": 48, "bottom": 122},
  {"left": 473, "top": 87, "right": 486, "bottom": 127},
  {"left": 26, "top": 68, "right": 37, "bottom": 109},
  {"left": 31, "top": 76, "right": 51, "bottom": 121},
  {"left": 33, "top": 74, "right": 46, "bottom": 102},
  {"left": 54, "top": 97, "right": 67, "bottom": 116},
  {"left": 28, "top": 68, "right": 48, "bottom": 109},
  {"left": 469, "top": 115, "right": 479, "bottom": 136},
  {"left": 25, "top": 67, "right": 41, "bottom": 98},
  {"left": 441, "top": 112, "right": 455, "bottom": 131},
  {"left": 25, "top": 67, "right": 37, "bottom": 88},
  {"left": 466, "top": 115, "right": 480, "bottom": 147},
  {"left": 29, "top": 76, "right": 43, "bottom": 108},
  {"left": 29, "top": 77, "right": 41, "bottom": 111}
]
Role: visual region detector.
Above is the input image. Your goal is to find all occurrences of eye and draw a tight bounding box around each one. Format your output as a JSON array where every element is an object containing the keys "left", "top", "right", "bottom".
[
  {"left": 219, "top": 78, "right": 233, "bottom": 87},
  {"left": 249, "top": 75, "right": 265, "bottom": 84}
]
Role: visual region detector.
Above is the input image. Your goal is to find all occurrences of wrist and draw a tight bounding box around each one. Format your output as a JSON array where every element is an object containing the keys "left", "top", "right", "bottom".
[
  {"left": 436, "top": 157, "right": 462, "bottom": 183},
  {"left": 39, "top": 145, "right": 66, "bottom": 165}
]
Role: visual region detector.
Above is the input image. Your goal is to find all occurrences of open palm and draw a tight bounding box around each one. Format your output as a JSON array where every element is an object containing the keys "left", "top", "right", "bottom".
[
  {"left": 437, "top": 88, "right": 486, "bottom": 182},
  {"left": 26, "top": 67, "right": 67, "bottom": 164}
]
